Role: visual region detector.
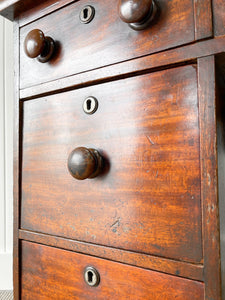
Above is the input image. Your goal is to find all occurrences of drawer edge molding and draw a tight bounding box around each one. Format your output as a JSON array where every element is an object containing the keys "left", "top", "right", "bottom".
[
  {"left": 18, "top": 229, "right": 204, "bottom": 282},
  {"left": 19, "top": 36, "right": 225, "bottom": 101}
]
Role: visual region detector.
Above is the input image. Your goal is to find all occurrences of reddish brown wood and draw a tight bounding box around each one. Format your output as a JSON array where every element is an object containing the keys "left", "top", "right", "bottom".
[
  {"left": 19, "top": 36, "right": 225, "bottom": 101},
  {"left": 216, "top": 55, "right": 225, "bottom": 299},
  {"left": 198, "top": 56, "right": 221, "bottom": 299},
  {"left": 19, "top": 0, "right": 195, "bottom": 89},
  {"left": 21, "top": 65, "right": 202, "bottom": 263},
  {"left": 212, "top": 0, "right": 225, "bottom": 37},
  {"left": 0, "top": 0, "right": 73, "bottom": 22},
  {"left": 21, "top": 241, "right": 205, "bottom": 300},
  {"left": 24, "top": 29, "right": 46, "bottom": 58},
  {"left": 68, "top": 147, "right": 103, "bottom": 180},
  {"left": 194, "top": 0, "right": 212, "bottom": 40},
  {"left": 0, "top": 1, "right": 224, "bottom": 298},
  {"left": 24, "top": 29, "right": 55, "bottom": 63},
  {"left": 18, "top": 0, "right": 75, "bottom": 27},
  {"left": 19, "top": 229, "right": 204, "bottom": 281}
]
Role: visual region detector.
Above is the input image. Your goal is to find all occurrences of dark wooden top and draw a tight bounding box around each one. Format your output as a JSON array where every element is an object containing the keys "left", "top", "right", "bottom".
[
  {"left": 0, "top": 0, "right": 69, "bottom": 21},
  {"left": 0, "top": 0, "right": 36, "bottom": 20}
]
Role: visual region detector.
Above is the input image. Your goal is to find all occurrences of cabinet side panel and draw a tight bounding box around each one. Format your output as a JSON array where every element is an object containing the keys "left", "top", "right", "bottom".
[
  {"left": 198, "top": 56, "right": 221, "bottom": 300},
  {"left": 13, "top": 20, "right": 20, "bottom": 300},
  {"left": 216, "top": 55, "right": 225, "bottom": 300}
]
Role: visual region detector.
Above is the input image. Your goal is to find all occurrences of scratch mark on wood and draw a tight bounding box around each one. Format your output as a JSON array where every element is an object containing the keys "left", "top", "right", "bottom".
[
  {"left": 146, "top": 135, "right": 155, "bottom": 145},
  {"left": 110, "top": 218, "right": 121, "bottom": 228}
]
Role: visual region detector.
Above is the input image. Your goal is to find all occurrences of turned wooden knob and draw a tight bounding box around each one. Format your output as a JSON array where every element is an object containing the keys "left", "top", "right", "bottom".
[
  {"left": 68, "top": 147, "right": 103, "bottom": 180},
  {"left": 24, "top": 29, "right": 55, "bottom": 63},
  {"left": 118, "top": 0, "right": 157, "bottom": 30}
]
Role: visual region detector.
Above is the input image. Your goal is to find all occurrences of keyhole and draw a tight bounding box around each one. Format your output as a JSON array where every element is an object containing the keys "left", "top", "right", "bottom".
[
  {"left": 80, "top": 6, "right": 95, "bottom": 24},
  {"left": 83, "top": 8, "right": 88, "bottom": 20},
  {"left": 84, "top": 266, "right": 100, "bottom": 287},
  {"left": 86, "top": 99, "right": 92, "bottom": 111},
  {"left": 83, "top": 97, "right": 98, "bottom": 114},
  {"left": 88, "top": 271, "right": 93, "bottom": 283}
]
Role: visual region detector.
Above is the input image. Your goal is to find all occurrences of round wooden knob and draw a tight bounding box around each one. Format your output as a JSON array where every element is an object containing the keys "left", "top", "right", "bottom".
[
  {"left": 24, "top": 29, "right": 55, "bottom": 63},
  {"left": 68, "top": 147, "right": 103, "bottom": 180},
  {"left": 118, "top": 0, "right": 157, "bottom": 30}
]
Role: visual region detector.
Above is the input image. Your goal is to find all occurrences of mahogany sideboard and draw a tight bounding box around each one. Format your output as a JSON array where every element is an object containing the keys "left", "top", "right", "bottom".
[{"left": 0, "top": 0, "right": 225, "bottom": 299}]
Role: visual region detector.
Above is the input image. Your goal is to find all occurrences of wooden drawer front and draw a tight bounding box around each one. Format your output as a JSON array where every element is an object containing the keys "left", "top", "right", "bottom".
[
  {"left": 21, "top": 241, "right": 204, "bottom": 300},
  {"left": 21, "top": 65, "right": 202, "bottom": 263},
  {"left": 20, "top": 0, "right": 195, "bottom": 89}
]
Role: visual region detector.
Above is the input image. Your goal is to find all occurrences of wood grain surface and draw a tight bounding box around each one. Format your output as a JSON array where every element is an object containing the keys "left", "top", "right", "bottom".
[
  {"left": 194, "top": 0, "right": 212, "bottom": 40},
  {"left": 21, "top": 65, "right": 202, "bottom": 263},
  {"left": 19, "top": 229, "right": 204, "bottom": 281},
  {"left": 198, "top": 56, "right": 221, "bottom": 299},
  {"left": 212, "top": 0, "right": 225, "bottom": 37},
  {"left": 19, "top": 36, "right": 225, "bottom": 100},
  {"left": 216, "top": 54, "right": 225, "bottom": 300},
  {"left": 21, "top": 241, "right": 205, "bottom": 300},
  {"left": 19, "top": 0, "right": 195, "bottom": 89},
  {"left": 0, "top": 0, "right": 74, "bottom": 22}
]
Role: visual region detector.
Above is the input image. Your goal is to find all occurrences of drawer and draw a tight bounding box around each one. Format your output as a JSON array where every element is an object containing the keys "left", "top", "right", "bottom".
[
  {"left": 21, "top": 241, "right": 204, "bottom": 300},
  {"left": 20, "top": 0, "right": 195, "bottom": 89},
  {"left": 21, "top": 64, "right": 202, "bottom": 263}
]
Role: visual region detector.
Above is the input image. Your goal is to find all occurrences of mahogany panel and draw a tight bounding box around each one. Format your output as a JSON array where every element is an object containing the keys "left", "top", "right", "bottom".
[
  {"left": 19, "top": 229, "right": 204, "bottom": 281},
  {"left": 0, "top": 0, "right": 74, "bottom": 22},
  {"left": 216, "top": 54, "right": 225, "bottom": 299},
  {"left": 21, "top": 241, "right": 205, "bottom": 300},
  {"left": 19, "top": 36, "right": 225, "bottom": 101},
  {"left": 21, "top": 65, "right": 202, "bottom": 263},
  {"left": 198, "top": 56, "right": 221, "bottom": 299},
  {"left": 194, "top": 0, "right": 212, "bottom": 40},
  {"left": 19, "top": 0, "right": 195, "bottom": 89},
  {"left": 212, "top": 0, "right": 225, "bottom": 37}
]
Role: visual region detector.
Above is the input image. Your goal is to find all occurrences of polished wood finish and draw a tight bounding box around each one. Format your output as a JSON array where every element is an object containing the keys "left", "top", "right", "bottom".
[
  {"left": 216, "top": 56, "right": 225, "bottom": 299},
  {"left": 194, "top": 0, "right": 212, "bottom": 40},
  {"left": 19, "top": 229, "right": 204, "bottom": 281},
  {"left": 24, "top": 29, "right": 46, "bottom": 58},
  {"left": 21, "top": 65, "right": 202, "bottom": 263},
  {"left": 24, "top": 29, "right": 55, "bottom": 62},
  {"left": 19, "top": 0, "right": 195, "bottom": 89},
  {"left": 21, "top": 241, "right": 205, "bottom": 300},
  {"left": 198, "top": 56, "right": 221, "bottom": 299},
  {"left": 118, "top": 0, "right": 157, "bottom": 30},
  {"left": 0, "top": 0, "right": 71, "bottom": 21},
  {"left": 68, "top": 147, "right": 103, "bottom": 180},
  {"left": 119, "top": 0, "right": 153, "bottom": 24},
  {"left": 0, "top": 0, "right": 224, "bottom": 299},
  {"left": 20, "top": 36, "right": 225, "bottom": 101}
]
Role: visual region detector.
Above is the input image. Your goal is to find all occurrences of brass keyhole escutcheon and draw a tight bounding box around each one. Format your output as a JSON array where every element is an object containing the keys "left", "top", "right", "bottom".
[
  {"left": 84, "top": 266, "right": 100, "bottom": 287},
  {"left": 80, "top": 5, "right": 95, "bottom": 24},
  {"left": 83, "top": 97, "right": 98, "bottom": 114}
]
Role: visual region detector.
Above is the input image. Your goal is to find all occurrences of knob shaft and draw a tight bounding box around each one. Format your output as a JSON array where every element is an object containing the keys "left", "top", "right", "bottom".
[
  {"left": 68, "top": 147, "right": 103, "bottom": 180},
  {"left": 24, "top": 29, "right": 55, "bottom": 63},
  {"left": 119, "top": 0, "right": 157, "bottom": 30}
]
